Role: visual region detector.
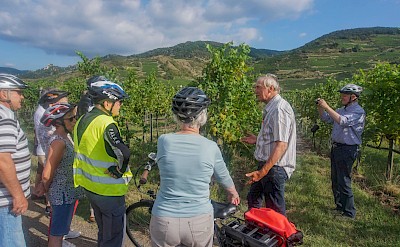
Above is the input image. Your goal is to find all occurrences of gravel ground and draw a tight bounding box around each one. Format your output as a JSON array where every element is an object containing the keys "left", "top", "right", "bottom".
[{"left": 22, "top": 190, "right": 136, "bottom": 247}]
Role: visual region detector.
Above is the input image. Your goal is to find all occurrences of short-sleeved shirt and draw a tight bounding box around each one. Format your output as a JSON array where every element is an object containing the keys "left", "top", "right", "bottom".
[
  {"left": 48, "top": 134, "right": 83, "bottom": 205},
  {"left": 320, "top": 102, "right": 365, "bottom": 145},
  {"left": 33, "top": 105, "right": 46, "bottom": 156},
  {"left": 0, "top": 104, "right": 31, "bottom": 207},
  {"left": 34, "top": 105, "right": 55, "bottom": 156},
  {"left": 254, "top": 94, "right": 297, "bottom": 178},
  {"left": 152, "top": 133, "right": 234, "bottom": 218}
]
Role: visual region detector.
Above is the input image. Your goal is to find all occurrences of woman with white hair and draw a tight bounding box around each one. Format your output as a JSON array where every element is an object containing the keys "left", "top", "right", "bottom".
[{"left": 150, "top": 87, "right": 240, "bottom": 247}]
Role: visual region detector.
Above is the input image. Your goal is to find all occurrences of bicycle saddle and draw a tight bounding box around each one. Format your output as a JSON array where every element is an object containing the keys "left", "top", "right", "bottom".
[{"left": 211, "top": 200, "right": 237, "bottom": 219}]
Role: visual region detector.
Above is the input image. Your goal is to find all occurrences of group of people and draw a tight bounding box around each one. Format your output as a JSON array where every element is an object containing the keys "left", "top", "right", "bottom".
[{"left": 0, "top": 72, "right": 365, "bottom": 247}]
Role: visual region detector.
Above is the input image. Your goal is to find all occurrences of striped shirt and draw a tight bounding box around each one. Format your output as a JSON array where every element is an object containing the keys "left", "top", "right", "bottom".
[
  {"left": 254, "top": 94, "right": 297, "bottom": 178},
  {"left": 0, "top": 104, "right": 31, "bottom": 207}
]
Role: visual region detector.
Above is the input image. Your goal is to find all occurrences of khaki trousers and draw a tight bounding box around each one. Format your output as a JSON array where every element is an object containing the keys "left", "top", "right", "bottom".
[{"left": 150, "top": 213, "right": 213, "bottom": 247}]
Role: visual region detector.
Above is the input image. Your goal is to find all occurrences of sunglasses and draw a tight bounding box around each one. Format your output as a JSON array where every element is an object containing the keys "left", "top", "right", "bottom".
[{"left": 64, "top": 115, "right": 76, "bottom": 122}]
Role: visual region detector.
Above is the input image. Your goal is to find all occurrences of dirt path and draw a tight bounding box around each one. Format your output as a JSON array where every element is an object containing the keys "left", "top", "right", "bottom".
[{"left": 23, "top": 193, "right": 136, "bottom": 247}]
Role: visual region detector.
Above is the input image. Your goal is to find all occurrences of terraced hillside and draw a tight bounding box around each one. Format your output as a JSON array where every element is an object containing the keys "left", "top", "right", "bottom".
[{"left": 254, "top": 27, "right": 400, "bottom": 90}]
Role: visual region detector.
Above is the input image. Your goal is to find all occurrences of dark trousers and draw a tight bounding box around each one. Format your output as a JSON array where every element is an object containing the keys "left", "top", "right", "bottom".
[
  {"left": 84, "top": 189, "right": 126, "bottom": 247},
  {"left": 247, "top": 165, "right": 288, "bottom": 216},
  {"left": 331, "top": 145, "right": 358, "bottom": 218}
]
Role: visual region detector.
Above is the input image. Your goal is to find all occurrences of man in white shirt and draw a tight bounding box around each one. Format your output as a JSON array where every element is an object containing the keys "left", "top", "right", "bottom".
[{"left": 241, "top": 74, "right": 296, "bottom": 216}]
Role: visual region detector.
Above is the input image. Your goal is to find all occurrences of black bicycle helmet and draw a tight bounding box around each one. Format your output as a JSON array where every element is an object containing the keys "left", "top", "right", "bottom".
[
  {"left": 87, "top": 75, "right": 108, "bottom": 88},
  {"left": 338, "top": 84, "right": 363, "bottom": 97},
  {"left": 40, "top": 103, "right": 76, "bottom": 127},
  {"left": 0, "top": 73, "right": 28, "bottom": 89},
  {"left": 38, "top": 89, "right": 69, "bottom": 107},
  {"left": 88, "top": 79, "right": 128, "bottom": 103},
  {"left": 172, "top": 87, "right": 210, "bottom": 123}
]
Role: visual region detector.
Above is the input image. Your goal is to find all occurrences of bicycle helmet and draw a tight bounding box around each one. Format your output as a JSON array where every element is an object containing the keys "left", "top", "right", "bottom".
[
  {"left": 172, "top": 87, "right": 210, "bottom": 123},
  {"left": 0, "top": 73, "right": 28, "bottom": 89},
  {"left": 88, "top": 79, "right": 128, "bottom": 103},
  {"left": 338, "top": 84, "right": 363, "bottom": 97},
  {"left": 87, "top": 75, "right": 108, "bottom": 88},
  {"left": 40, "top": 103, "right": 76, "bottom": 127},
  {"left": 38, "top": 89, "right": 69, "bottom": 106}
]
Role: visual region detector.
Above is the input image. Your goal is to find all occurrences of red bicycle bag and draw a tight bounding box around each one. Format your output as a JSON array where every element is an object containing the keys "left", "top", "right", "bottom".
[{"left": 244, "top": 208, "right": 303, "bottom": 246}]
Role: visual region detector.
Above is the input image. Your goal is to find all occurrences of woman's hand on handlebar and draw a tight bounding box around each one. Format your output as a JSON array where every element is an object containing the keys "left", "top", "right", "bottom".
[
  {"left": 229, "top": 194, "right": 240, "bottom": 206},
  {"left": 226, "top": 185, "right": 240, "bottom": 205}
]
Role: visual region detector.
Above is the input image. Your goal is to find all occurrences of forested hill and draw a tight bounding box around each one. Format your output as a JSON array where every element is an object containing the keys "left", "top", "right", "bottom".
[{"left": 131, "top": 40, "right": 283, "bottom": 59}]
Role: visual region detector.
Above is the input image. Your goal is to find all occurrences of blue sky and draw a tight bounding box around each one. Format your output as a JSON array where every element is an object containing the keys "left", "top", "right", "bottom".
[{"left": 1, "top": 0, "right": 399, "bottom": 71}]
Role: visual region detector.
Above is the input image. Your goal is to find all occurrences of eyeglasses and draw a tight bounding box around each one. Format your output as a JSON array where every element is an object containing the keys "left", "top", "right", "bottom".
[
  {"left": 11, "top": 90, "right": 23, "bottom": 95},
  {"left": 64, "top": 115, "right": 76, "bottom": 122}
]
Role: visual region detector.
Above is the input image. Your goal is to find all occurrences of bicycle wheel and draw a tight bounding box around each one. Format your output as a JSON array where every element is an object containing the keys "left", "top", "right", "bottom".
[{"left": 126, "top": 200, "right": 154, "bottom": 247}]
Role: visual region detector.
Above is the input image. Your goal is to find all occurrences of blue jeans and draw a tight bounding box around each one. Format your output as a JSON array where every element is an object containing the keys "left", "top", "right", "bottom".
[
  {"left": 0, "top": 206, "right": 27, "bottom": 247},
  {"left": 331, "top": 145, "right": 358, "bottom": 218},
  {"left": 247, "top": 165, "right": 288, "bottom": 216}
]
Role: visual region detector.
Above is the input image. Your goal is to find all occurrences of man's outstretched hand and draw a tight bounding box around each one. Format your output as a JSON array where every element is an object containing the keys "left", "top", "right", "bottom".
[{"left": 241, "top": 134, "right": 257, "bottom": 144}]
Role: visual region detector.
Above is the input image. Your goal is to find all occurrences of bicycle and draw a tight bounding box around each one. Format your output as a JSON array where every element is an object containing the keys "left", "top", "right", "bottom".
[
  {"left": 125, "top": 153, "right": 285, "bottom": 247},
  {"left": 126, "top": 152, "right": 157, "bottom": 247}
]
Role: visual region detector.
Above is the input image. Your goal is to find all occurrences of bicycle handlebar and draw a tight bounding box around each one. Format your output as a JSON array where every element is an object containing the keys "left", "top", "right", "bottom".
[
  {"left": 138, "top": 152, "right": 157, "bottom": 186},
  {"left": 139, "top": 168, "right": 150, "bottom": 185}
]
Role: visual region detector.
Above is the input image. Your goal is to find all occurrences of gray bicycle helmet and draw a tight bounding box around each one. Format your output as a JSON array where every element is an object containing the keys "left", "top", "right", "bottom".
[
  {"left": 38, "top": 89, "right": 69, "bottom": 107},
  {"left": 338, "top": 84, "right": 363, "bottom": 97},
  {"left": 40, "top": 103, "right": 76, "bottom": 127},
  {"left": 88, "top": 78, "right": 128, "bottom": 103},
  {"left": 0, "top": 73, "right": 28, "bottom": 89},
  {"left": 172, "top": 87, "right": 210, "bottom": 123}
]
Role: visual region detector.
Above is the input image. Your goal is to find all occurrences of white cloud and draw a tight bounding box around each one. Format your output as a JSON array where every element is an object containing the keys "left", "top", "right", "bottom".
[
  {"left": 0, "top": 0, "right": 314, "bottom": 57},
  {"left": 299, "top": 32, "right": 307, "bottom": 38},
  {"left": 4, "top": 62, "right": 15, "bottom": 68}
]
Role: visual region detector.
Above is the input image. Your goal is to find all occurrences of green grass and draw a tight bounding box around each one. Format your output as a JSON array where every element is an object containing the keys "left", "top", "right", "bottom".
[
  {"left": 286, "top": 153, "right": 400, "bottom": 247},
  {"left": 141, "top": 61, "right": 159, "bottom": 75}
]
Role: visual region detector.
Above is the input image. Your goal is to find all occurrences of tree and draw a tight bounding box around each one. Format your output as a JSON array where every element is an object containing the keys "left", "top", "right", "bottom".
[
  {"left": 354, "top": 63, "right": 400, "bottom": 180},
  {"left": 197, "top": 42, "right": 260, "bottom": 154}
]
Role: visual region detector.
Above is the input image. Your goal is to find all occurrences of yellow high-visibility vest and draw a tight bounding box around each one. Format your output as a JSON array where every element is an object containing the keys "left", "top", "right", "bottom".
[{"left": 73, "top": 114, "right": 132, "bottom": 196}]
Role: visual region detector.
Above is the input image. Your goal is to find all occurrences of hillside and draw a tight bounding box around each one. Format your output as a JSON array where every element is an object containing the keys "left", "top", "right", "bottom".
[
  {"left": 4, "top": 27, "right": 400, "bottom": 90},
  {"left": 253, "top": 27, "right": 400, "bottom": 90},
  {"left": 0, "top": 66, "right": 29, "bottom": 75}
]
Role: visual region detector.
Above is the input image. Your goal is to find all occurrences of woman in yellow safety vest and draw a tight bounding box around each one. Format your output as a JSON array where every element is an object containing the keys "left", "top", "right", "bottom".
[{"left": 73, "top": 76, "right": 132, "bottom": 247}]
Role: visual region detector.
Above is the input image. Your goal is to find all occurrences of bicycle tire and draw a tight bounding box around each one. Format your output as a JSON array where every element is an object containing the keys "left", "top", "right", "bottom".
[{"left": 126, "top": 200, "right": 154, "bottom": 247}]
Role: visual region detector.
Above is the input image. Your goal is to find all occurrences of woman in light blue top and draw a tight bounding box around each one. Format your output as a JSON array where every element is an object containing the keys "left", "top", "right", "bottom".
[{"left": 150, "top": 87, "right": 240, "bottom": 247}]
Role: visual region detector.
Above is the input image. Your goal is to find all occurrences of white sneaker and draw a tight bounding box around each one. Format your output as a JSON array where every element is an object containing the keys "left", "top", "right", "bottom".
[
  {"left": 63, "top": 230, "right": 81, "bottom": 239},
  {"left": 62, "top": 239, "right": 76, "bottom": 247}
]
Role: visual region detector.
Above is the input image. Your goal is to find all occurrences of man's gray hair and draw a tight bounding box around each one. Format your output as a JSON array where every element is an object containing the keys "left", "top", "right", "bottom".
[
  {"left": 258, "top": 73, "right": 280, "bottom": 92},
  {"left": 173, "top": 108, "right": 208, "bottom": 129}
]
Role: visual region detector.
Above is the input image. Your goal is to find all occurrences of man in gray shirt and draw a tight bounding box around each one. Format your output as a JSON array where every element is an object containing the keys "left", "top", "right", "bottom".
[
  {"left": 317, "top": 83, "right": 365, "bottom": 219},
  {"left": 241, "top": 74, "right": 296, "bottom": 216}
]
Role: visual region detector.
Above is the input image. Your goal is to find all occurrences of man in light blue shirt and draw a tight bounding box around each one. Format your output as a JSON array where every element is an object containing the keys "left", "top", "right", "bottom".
[{"left": 317, "top": 83, "right": 365, "bottom": 219}]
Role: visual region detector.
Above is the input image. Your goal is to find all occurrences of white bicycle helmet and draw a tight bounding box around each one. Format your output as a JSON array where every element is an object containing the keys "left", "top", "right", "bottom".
[
  {"left": 338, "top": 84, "right": 363, "bottom": 97},
  {"left": 0, "top": 74, "right": 28, "bottom": 89}
]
